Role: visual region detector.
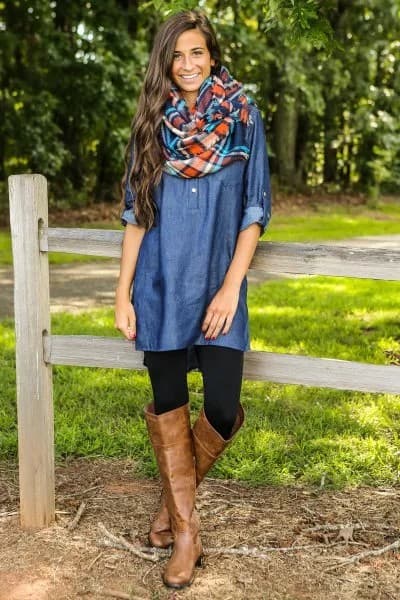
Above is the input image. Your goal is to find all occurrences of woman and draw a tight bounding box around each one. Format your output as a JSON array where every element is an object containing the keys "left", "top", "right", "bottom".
[{"left": 115, "top": 9, "right": 271, "bottom": 589}]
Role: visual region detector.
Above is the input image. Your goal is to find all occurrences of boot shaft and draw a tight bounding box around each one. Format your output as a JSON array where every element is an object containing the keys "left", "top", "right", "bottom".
[{"left": 144, "top": 402, "right": 196, "bottom": 529}]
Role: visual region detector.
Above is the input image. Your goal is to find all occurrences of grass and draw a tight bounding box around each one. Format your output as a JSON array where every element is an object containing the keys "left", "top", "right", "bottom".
[
  {"left": 1, "top": 275, "right": 399, "bottom": 489},
  {"left": 1, "top": 198, "right": 399, "bottom": 488},
  {"left": 1, "top": 199, "right": 400, "bottom": 266},
  {"left": 262, "top": 200, "right": 400, "bottom": 242}
]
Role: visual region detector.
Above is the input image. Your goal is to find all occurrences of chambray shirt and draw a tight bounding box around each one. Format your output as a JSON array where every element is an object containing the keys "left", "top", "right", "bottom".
[{"left": 121, "top": 104, "right": 271, "bottom": 364}]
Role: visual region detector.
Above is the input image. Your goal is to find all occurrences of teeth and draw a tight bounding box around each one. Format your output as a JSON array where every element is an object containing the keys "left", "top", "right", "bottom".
[{"left": 181, "top": 74, "right": 199, "bottom": 79}]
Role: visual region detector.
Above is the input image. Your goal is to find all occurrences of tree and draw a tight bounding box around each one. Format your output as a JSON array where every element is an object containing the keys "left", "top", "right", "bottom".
[{"left": 1, "top": 0, "right": 399, "bottom": 210}]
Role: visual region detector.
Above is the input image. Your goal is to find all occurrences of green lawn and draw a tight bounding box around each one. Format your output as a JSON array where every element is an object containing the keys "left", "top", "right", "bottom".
[
  {"left": 2, "top": 198, "right": 399, "bottom": 488},
  {"left": 262, "top": 200, "right": 400, "bottom": 242},
  {"left": 1, "top": 199, "right": 399, "bottom": 265},
  {"left": 1, "top": 275, "right": 399, "bottom": 488}
]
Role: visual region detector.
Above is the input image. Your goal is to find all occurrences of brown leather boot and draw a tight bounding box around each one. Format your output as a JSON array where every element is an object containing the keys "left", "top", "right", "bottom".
[
  {"left": 192, "top": 403, "right": 245, "bottom": 487},
  {"left": 144, "top": 402, "right": 203, "bottom": 589},
  {"left": 148, "top": 403, "right": 245, "bottom": 549}
]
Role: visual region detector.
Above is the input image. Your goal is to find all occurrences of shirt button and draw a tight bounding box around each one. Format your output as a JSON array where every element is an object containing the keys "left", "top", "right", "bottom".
[{"left": 191, "top": 187, "right": 197, "bottom": 193}]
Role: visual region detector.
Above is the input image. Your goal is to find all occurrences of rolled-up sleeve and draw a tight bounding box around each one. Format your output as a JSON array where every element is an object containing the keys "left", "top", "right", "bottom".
[
  {"left": 240, "top": 106, "right": 271, "bottom": 236},
  {"left": 120, "top": 144, "right": 138, "bottom": 227}
]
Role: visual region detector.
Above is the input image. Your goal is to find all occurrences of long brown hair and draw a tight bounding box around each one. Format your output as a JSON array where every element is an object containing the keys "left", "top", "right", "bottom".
[{"left": 121, "top": 10, "right": 222, "bottom": 230}]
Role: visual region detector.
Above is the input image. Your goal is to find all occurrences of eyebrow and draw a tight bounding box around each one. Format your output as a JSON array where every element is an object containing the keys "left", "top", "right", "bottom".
[{"left": 173, "top": 46, "right": 205, "bottom": 53}]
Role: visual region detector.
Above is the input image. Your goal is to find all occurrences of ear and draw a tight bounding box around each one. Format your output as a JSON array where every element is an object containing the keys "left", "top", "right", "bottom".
[{"left": 211, "top": 58, "right": 216, "bottom": 66}]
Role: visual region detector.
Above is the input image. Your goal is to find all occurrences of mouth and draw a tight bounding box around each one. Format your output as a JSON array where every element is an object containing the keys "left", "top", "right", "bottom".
[{"left": 179, "top": 73, "right": 200, "bottom": 80}]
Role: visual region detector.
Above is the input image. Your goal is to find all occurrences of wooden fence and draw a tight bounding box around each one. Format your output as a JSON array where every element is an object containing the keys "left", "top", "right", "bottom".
[{"left": 8, "top": 174, "right": 400, "bottom": 530}]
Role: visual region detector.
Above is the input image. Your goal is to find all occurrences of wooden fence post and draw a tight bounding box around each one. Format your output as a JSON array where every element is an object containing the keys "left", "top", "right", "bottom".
[{"left": 8, "top": 174, "right": 55, "bottom": 529}]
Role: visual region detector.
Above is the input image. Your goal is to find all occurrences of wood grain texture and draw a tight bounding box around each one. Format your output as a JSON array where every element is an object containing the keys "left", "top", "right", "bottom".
[
  {"left": 9, "top": 174, "right": 55, "bottom": 529},
  {"left": 40, "top": 227, "right": 400, "bottom": 280},
  {"left": 43, "top": 335, "right": 400, "bottom": 394}
]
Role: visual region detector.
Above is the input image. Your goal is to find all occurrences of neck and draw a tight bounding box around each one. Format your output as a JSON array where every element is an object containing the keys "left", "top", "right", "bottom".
[{"left": 182, "top": 91, "right": 197, "bottom": 111}]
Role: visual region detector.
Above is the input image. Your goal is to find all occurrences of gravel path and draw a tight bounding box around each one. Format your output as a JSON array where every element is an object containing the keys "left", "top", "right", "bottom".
[{"left": 1, "top": 235, "right": 399, "bottom": 319}]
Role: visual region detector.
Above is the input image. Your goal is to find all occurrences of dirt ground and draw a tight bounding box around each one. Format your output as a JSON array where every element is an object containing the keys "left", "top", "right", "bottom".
[{"left": 1, "top": 459, "right": 400, "bottom": 600}]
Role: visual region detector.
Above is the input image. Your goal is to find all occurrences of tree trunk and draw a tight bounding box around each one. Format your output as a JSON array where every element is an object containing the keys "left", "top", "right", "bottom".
[
  {"left": 295, "top": 113, "right": 310, "bottom": 188},
  {"left": 116, "top": 0, "right": 139, "bottom": 36},
  {"left": 323, "top": 99, "right": 339, "bottom": 184},
  {"left": 274, "top": 85, "right": 299, "bottom": 187}
]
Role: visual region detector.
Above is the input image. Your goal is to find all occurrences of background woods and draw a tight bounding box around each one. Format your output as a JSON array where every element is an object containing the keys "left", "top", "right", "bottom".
[{"left": 1, "top": 0, "right": 400, "bottom": 210}]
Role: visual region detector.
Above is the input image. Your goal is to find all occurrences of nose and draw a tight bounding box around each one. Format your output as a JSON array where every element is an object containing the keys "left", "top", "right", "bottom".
[{"left": 182, "top": 54, "right": 194, "bottom": 70}]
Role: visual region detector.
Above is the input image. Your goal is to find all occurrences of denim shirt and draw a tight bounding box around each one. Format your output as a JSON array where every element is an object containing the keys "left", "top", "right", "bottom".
[{"left": 121, "top": 105, "right": 271, "bottom": 356}]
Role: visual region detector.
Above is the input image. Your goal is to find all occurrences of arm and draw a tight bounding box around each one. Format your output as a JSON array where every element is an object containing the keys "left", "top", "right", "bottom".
[
  {"left": 202, "top": 106, "right": 271, "bottom": 340},
  {"left": 201, "top": 223, "right": 260, "bottom": 339},
  {"left": 115, "top": 223, "right": 146, "bottom": 340}
]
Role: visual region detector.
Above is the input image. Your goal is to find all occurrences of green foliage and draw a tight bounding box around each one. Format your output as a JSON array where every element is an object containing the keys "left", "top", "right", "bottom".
[
  {"left": 0, "top": 0, "right": 148, "bottom": 208},
  {"left": 1, "top": 0, "right": 400, "bottom": 211},
  {"left": 146, "top": 0, "right": 199, "bottom": 16},
  {"left": 262, "top": 0, "right": 334, "bottom": 48}
]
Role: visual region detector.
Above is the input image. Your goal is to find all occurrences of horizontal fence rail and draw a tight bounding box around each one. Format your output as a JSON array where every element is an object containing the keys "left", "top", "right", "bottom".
[
  {"left": 40, "top": 226, "right": 400, "bottom": 280},
  {"left": 44, "top": 334, "right": 400, "bottom": 395}
]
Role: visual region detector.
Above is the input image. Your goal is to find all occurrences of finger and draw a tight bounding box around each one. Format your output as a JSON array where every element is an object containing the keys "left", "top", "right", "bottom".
[
  {"left": 201, "top": 309, "right": 215, "bottom": 332},
  {"left": 126, "top": 315, "right": 136, "bottom": 340},
  {"left": 119, "top": 324, "right": 133, "bottom": 340},
  {"left": 203, "top": 311, "right": 221, "bottom": 338},
  {"left": 116, "top": 314, "right": 136, "bottom": 340},
  {"left": 221, "top": 315, "right": 233, "bottom": 335},
  {"left": 211, "top": 316, "right": 228, "bottom": 339},
  {"left": 126, "top": 326, "right": 136, "bottom": 340},
  {"left": 206, "top": 314, "right": 226, "bottom": 339}
]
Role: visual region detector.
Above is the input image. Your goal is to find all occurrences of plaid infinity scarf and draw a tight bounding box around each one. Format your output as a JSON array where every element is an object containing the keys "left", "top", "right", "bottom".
[{"left": 160, "top": 66, "right": 254, "bottom": 178}]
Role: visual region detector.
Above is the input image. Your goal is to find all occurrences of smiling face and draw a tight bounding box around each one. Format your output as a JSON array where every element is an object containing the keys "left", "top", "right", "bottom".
[{"left": 171, "top": 28, "right": 215, "bottom": 109}]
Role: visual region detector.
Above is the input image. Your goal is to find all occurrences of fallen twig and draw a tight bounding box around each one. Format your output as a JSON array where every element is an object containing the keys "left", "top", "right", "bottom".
[
  {"left": 142, "top": 561, "right": 159, "bottom": 585},
  {"left": 0, "top": 510, "right": 18, "bottom": 518},
  {"left": 98, "top": 522, "right": 159, "bottom": 563},
  {"left": 303, "top": 523, "right": 363, "bottom": 534},
  {"left": 87, "top": 550, "right": 104, "bottom": 571},
  {"left": 325, "top": 538, "right": 400, "bottom": 571},
  {"left": 100, "top": 538, "right": 169, "bottom": 557},
  {"left": 208, "top": 483, "right": 241, "bottom": 496},
  {"left": 60, "top": 481, "right": 102, "bottom": 498},
  {"left": 67, "top": 500, "right": 86, "bottom": 531},
  {"left": 99, "top": 535, "right": 332, "bottom": 561},
  {"left": 206, "top": 543, "right": 328, "bottom": 559},
  {"left": 98, "top": 589, "right": 137, "bottom": 599}
]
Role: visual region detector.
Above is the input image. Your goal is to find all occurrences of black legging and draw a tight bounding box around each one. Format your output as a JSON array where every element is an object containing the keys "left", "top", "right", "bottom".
[{"left": 144, "top": 346, "right": 244, "bottom": 440}]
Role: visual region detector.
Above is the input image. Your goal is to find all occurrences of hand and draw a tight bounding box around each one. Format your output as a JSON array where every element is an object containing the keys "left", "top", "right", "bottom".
[
  {"left": 201, "top": 283, "right": 240, "bottom": 340},
  {"left": 115, "top": 289, "right": 136, "bottom": 340}
]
